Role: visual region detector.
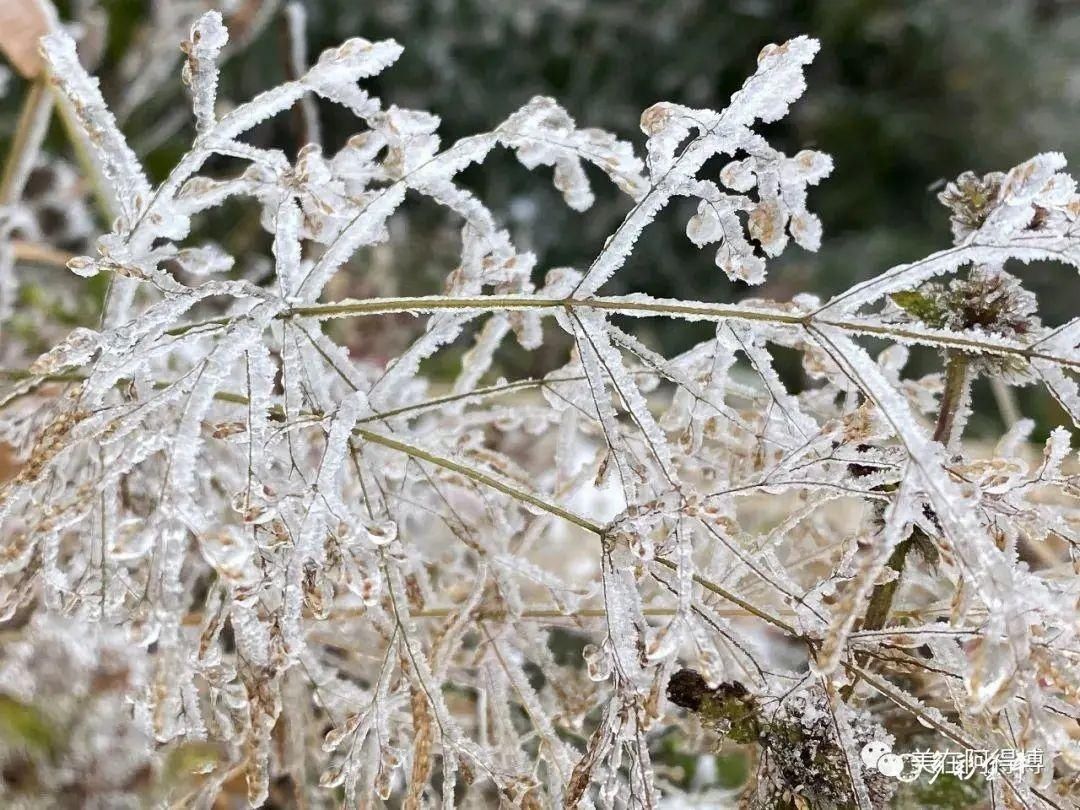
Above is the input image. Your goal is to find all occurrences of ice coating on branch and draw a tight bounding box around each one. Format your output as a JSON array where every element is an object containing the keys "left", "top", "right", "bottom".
[
  {"left": 29, "top": 326, "right": 101, "bottom": 374},
  {"left": 728, "top": 37, "right": 822, "bottom": 127},
  {"left": 182, "top": 11, "right": 228, "bottom": 133},
  {"left": 685, "top": 180, "right": 767, "bottom": 283},
  {"left": 575, "top": 36, "right": 828, "bottom": 295},
  {"left": 303, "top": 37, "right": 404, "bottom": 105},
  {"left": 500, "top": 96, "right": 648, "bottom": 208},
  {"left": 40, "top": 31, "right": 152, "bottom": 223}
]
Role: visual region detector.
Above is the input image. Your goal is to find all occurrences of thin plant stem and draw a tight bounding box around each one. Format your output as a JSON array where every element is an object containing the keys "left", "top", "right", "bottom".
[
  {"left": 9, "top": 239, "right": 77, "bottom": 269},
  {"left": 352, "top": 423, "right": 606, "bottom": 536},
  {"left": 990, "top": 377, "right": 1021, "bottom": 427},
  {"left": 159, "top": 294, "right": 1079, "bottom": 371},
  {"left": 0, "top": 78, "right": 54, "bottom": 204},
  {"left": 932, "top": 352, "right": 970, "bottom": 445},
  {"left": 653, "top": 557, "right": 799, "bottom": 635}
]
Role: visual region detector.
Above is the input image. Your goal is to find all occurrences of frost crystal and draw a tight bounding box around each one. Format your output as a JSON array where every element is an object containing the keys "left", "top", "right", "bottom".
[{"left": 0, "top": 12, "right": 1077, "bottom": 810}]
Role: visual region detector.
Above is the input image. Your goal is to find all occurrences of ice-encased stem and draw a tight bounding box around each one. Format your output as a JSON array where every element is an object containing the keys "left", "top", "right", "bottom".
[{"left": 847, "top": 351, "right": 971, "bottom": 700}]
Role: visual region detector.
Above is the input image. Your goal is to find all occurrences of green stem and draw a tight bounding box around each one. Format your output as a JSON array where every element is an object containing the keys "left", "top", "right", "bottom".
[
  {"left": 859, "top": 533, "right": 917, "bottom": 635},
  {"left": 932, "top": 352, "right": 970, "bottom": 445},
  {"left": 159, "top": 295, "right": 1077, "bottom": 371}
]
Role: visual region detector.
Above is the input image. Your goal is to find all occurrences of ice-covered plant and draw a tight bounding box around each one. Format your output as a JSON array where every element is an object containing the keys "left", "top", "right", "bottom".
[{"left": 0, "top": 9, "right": 1078, "bottom": 809}]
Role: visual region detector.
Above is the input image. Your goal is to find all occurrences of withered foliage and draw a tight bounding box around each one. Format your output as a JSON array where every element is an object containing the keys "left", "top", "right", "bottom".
[{"left": 0, "top": 7, "right": 1077, "bottom": 809}]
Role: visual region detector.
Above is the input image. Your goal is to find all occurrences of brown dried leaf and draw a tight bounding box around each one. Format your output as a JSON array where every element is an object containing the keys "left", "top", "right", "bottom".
[
  {"left": 564, "top": 709, "right": 613, "bottom": 808},
  {"left": 0, "top": 442, "right": 21, "bottom": 483},
  {"left": 403, "top": 684, "right": 433, "bottom": 810},
  {"left": 0, "top": 0, "right": 52, "bottom": 78}
]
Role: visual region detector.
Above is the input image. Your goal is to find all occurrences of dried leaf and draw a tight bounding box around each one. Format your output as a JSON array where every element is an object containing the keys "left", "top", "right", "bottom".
[{"left": 0, "top": 0, "right": 52, "bottom": 78}]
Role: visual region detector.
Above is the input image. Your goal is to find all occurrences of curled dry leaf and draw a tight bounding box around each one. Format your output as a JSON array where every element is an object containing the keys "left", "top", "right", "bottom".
[{"left": 0, "top": 0, "right": 52, "bottom": 78}]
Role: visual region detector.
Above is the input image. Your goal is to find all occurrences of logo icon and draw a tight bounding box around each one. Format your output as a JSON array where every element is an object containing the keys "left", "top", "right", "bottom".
[
  {"left": 860, "top": 743, "right": 1044, "bottom": 782},
  {"left": 860, "top": 741, "right": 904, "bottom": 777}
]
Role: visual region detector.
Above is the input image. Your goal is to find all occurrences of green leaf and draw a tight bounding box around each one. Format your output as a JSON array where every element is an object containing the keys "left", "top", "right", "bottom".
[
  {"left": 0, "top": 695, "right": 59, "bottom": 756},
  {"left": 163, "top": 741, "right": 222, "bottom": 784},
  {"left": 714, "top": 750, "right": 750, "bottom": 789},
  {"left": 890, "top": 290, "right": 945, "bottom": 326}
]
